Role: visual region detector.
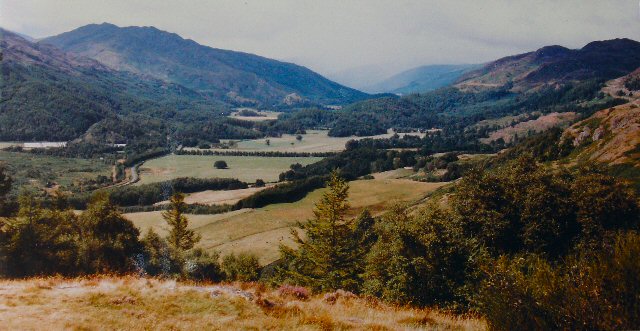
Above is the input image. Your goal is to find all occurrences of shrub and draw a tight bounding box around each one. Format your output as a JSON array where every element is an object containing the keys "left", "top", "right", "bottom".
[
  {"left": 183, "top": 248, "right": 223, "bottom": 281},
  {"left": 476, "top": 232, "right": 640, "bottom": 330},
  {"left": 221, "top": 253, "right": 261, "bottom": 281},
  {"left": 214, "top": 160, "right": 228, "bottom": 169}
]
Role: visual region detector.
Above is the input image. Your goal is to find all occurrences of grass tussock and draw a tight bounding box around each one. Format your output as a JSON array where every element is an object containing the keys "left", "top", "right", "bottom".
[{"left": 0, "top": 276, "right": 485, "bottom": 330}]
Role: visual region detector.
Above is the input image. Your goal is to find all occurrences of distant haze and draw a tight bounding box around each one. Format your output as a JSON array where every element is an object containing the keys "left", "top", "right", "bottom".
[{"left": 2, "top": 0, "right": 639, "bottom": 88}]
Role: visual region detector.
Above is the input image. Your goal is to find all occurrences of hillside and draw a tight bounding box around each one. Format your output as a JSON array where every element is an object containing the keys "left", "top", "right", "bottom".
[
  {"left": 324, "top": 39, "right": 639, "bottom": 137},
  {"left": 562, "top": 90, "right": 639, "bottom": 167},
  {"left": 0, "top": 28, "right": 220, "bottom": 141},
  {"left": 366, "top": 64, "right": 480, "bottom": 94},
  {"left": 42, "top": 23, "right": 369, "bottom": 108},
  {"left": 0, "top": 277, "right": 484, "bottom": 330},
  {"left": 456, "top": 39, "right": 640, "bottom": 92}
]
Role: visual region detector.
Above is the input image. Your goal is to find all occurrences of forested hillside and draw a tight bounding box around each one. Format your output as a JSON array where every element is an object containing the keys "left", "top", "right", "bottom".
[
  {"left": 42, "top": 23, "right": 369, "bottom": 108},
  {"left": 308, "top": 39, "right": 640, "bottom": 137}
]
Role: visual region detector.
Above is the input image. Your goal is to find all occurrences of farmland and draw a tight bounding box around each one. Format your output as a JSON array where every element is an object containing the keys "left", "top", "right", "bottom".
[
  {"left": 199, "top": 129, "right": 425, "bottom": 153},
  {"left": 126, "top": 178, "right": 448, "bottom": 264},
  {"left": 228, "top": 108, "right": 282, "bottom": 121},
  {"left": 136, "top": 155, "right": 322, "bottom": 185}
]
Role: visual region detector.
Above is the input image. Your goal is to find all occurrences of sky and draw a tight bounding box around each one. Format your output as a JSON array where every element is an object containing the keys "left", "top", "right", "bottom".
[{"left": 1, "top": 0, "right": 639, "bottom": 88}]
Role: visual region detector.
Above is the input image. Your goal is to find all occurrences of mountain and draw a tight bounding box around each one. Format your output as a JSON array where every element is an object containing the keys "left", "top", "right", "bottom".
[
  {"left": 325, "top": 39, "right": 640, "bottom": 137},
  {"left": 456, "top": 39, "right": 640, "bottom": 92},
  {"left": 42, "top": 23, "right": 368, "bottom": 108},
  {"left": 365, "top": 64, "right": 480, "bottom": 94},
  {"left": 0, "top": 28, "right": 221, "bottom": 141}
]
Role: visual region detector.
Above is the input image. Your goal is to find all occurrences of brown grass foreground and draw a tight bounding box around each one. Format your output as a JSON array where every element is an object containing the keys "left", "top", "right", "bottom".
[{"left": 0, "top": 276, "right": 485, "bottom": 330}]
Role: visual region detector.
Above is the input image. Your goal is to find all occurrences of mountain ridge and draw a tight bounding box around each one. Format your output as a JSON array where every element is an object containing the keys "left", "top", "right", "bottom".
[
  {"left": 42, "top": 23, "right": 369, "bottom": 108},
  {"left": 456, "top": 38, "right": 640, "bottom": 92}
]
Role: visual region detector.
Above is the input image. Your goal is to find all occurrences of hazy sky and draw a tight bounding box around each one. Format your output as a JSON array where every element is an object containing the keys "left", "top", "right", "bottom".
[{"left": 2, "top": 0, "right": 639, "bottom": 84}]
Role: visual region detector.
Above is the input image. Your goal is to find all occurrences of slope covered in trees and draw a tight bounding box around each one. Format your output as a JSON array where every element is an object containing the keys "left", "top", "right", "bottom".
[{"left": 42, "top": 23, "right": 369, "bottom": 108}]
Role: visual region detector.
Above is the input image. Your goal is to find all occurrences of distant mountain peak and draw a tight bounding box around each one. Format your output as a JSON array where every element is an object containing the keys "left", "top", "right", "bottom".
[{"left": 456, "top": 38, "right": 640, "bottom": 92}]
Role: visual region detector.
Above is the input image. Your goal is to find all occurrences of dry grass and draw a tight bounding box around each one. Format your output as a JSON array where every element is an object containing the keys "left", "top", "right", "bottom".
[
  {"left": 155, "top": 185, "right": 272, "bottom": 206},
  {"left": 126, "top": 178, "right": 447, "bottom": 264},
  {"left": 480, "top": 112, "right": 577, "bottom": 144},
  {"left": 0, "top": 277, "right": 486, "bottom": 330},
  {"left": 228, "top": 109, "right": 282, "bottom": 122}
]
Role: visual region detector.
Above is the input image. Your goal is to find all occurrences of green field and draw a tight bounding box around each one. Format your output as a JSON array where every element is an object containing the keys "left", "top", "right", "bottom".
[
  {"left": 126, "top": 178, "right": 447, "bottom": 264},
  {"left": 0, "top": 151, "right": 111, "bottom": 193},
  {"left": 188, "top": 129, "right": 425, "bottom": 153},
  {"left": 136, "top": 155, "right": 322, "bottom": 185}
]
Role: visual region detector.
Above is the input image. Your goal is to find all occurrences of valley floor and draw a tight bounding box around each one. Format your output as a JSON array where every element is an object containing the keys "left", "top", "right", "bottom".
[
  {"left": 125, "top": 177, "right": 447, "bottom": 264},
  {"left": 0, "top": 277, "right": 485, "bottom": 330}
]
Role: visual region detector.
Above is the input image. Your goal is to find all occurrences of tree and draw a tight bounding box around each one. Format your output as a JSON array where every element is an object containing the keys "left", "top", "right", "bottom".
[
  {"left": 214, "top": 160, "right": 228, "bottom": 169},
  {"left": 78, "top": 192, "right": 142, "bottom": 273},
  {"left": 296, "top": 134, "right": 303, "bottom": 141},
  {"left": 255, "top": 179, "right": 266, "bottom": 187},
  {"left": 278, "top": 170, "right": 361, "bottom": 292},
  {"left": 162, "top": 192, "right": 200, "bottom": 251},
  {"left": 0, "top": 167, "right": 12, "bottom": 216},
  {"left": 1, "top": 191, "right": 79, "bottom": 276}
]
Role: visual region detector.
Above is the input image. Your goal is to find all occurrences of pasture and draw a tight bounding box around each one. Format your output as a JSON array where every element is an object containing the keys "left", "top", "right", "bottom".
[
  {"left": 199, "top": 129, "right": 425, "bottom": 153},
  {"left": 136, "top": 155, "right": 321, "bottom": 185},
  {"left": 228, "top": 108, "right": 282, "bottom": 121},
  {"left": 126, "top": 178, "right": 448, "bottom": 264}
]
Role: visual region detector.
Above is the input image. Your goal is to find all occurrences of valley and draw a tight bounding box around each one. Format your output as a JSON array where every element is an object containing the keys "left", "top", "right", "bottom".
[{"left": 1, "top": 9, "right": 640, "bottom": 330}]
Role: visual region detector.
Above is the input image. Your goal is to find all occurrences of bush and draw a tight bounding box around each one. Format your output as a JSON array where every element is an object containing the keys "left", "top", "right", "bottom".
[
  {"left": 214, "top": 160, "right": 228, "bottom": 169},
  {"left": 476, "top": 232, "right": 640, "bottom": 330},
  {"left": 183, "top": 248, "right": 223, "bottom": 281},
  {"left": 221, "top": 253, "right": 261, "bottom": 281}
]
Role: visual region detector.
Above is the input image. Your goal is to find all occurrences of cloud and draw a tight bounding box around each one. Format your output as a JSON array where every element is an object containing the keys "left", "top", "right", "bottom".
[{"left": 1, "top": 0, "right": 638, "bottom": 82}]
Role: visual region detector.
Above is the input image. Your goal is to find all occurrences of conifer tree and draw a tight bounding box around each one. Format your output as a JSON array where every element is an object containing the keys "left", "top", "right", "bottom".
[
  {"left": 163, "top": 192, "right": 200, "bottom": 251},
  {"left": 279, "top": 170, "right": 361, "bottom": 292}
]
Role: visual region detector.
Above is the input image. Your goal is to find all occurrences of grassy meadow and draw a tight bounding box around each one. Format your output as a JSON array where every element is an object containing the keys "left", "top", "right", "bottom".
[
  {"left": 0, "top": 277, "right": 485, "bottom": 330},
  {"left": 197, "top": 129, "right": 426, "bottom": 153},
  {"left": 136, "top": 155, "right": 322, "bottom": 185},
  {"left": 126, "top": 178, "right": 448, "bottom": 264}
]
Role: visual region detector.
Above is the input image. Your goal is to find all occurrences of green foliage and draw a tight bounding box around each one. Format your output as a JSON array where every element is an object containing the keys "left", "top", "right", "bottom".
[
  {"left": 0, "top": 190, "right": 142, "bottom": 276},
  {"left": 363, "top": 203, "right": 472, "bottom": 307},
  {"left": 213, "top": 160, "right": 228, "bottom": 169},
  {"left": 476, "top": 232, "right": 640, "bottom": 330},
  {"left": 221, "top": 253, "right": 261, "bottom": 282},
  {"left": 183, "top": 248, "right": 223, "bottom": 281},
  {"left": 76, "top": 192, "right": 142, "bottom": 273},
  {"left": 0, "top": 191, "right": 79, "bottom": 276},
  {"left": 163, "top": 193, "right": 200, "bottom": 251},
  {"left": 452, "top": 156, "right": 638, "bottom": 257},
  {"left": 360, "top": 156, "right": 638, "bottom": 310},
  {"left": 0, "top": 166, "right": 12, "bottom": 216},
  {"left": 140, "top": 229, "right": 180, "bottom": 276},
  {"left": 278, "top": 171, "right": 363, "bottom": 292}
]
